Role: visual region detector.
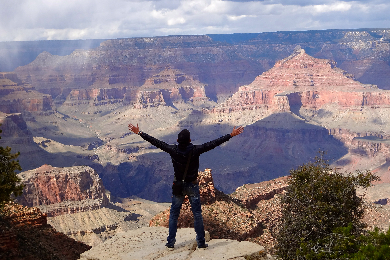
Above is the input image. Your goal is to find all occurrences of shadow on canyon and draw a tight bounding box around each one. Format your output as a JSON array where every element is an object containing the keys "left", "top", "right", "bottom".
[{"left": 91, "top": 112, "right": 349, "bottom": 203}]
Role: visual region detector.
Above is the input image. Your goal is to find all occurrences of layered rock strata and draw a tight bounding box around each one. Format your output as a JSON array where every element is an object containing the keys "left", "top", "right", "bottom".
[
  {"left": 0, "top": 73, "right": 53, "bottom": 113},
  {"left": 16, "top": 165, "right": 109, "bottom": 217},
  {"left": 134, "top": 68, "right": 208, "bottom": 108},
  {"left": 47, "top": 207, "right": 141, "bottom": 246},
  {"left": 211, "top": 48, "right": 390, "bottom": 117}
]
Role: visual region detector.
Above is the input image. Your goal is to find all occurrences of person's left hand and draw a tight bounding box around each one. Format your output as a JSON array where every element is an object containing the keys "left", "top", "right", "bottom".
[{"left": 128, "top": 123, "right": 140, "bottom": 134}]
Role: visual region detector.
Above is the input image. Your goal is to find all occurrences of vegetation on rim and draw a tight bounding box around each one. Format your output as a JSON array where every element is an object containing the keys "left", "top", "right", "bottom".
[{"left": 274, "top": 151, "right": 390, "bottom": 259}]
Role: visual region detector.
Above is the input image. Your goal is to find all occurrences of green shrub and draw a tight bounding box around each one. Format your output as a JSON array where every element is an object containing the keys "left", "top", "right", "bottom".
[
  {"left": 0, "top": 126, "right": 24, "bottom": 206},
  {"left": 275, "top": 152, "right": 379, "bottom": 259},
  {"left": 352, "top": 227, "right": 390, "bottom": 260}
]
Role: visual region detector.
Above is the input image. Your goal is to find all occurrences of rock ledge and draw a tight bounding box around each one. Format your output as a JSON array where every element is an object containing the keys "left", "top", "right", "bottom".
[{"left": 79, "top": 226, "right": 269, "bottom": 260}]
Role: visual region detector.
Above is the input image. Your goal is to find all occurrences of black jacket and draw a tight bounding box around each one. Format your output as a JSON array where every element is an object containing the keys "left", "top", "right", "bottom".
[{"left": 139, "top": 132, "right": 232, "bottom": 182}]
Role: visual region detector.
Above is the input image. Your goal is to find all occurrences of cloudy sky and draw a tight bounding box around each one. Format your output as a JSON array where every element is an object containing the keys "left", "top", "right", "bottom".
[{"left": 1, "top": 0, "right": 389, "bottom": 42}]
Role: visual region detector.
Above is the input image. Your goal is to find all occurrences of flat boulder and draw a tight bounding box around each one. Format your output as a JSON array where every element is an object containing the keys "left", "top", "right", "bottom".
[{"left": 79, "top": 226, "right": 267, "bottom": 260}]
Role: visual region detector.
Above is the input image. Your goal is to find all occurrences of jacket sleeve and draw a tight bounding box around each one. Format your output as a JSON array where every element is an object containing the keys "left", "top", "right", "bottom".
[
  {"left": 139, "top": 132, "right": 173, "bottom": 154},
  {"left": 196, "top": 134, "right": 232, "bottom": 154}
]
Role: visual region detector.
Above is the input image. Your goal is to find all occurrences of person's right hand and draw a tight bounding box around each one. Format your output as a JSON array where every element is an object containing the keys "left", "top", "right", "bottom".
[{"left": 230, "top": 126, "right": 244, "bottom": 137}]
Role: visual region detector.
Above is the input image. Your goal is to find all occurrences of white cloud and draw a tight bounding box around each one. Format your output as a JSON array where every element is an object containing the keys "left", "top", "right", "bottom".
[
  {"left": 228, "top": 14, "right": 257, "bottom": 21},
  {"left": 313, "top": 2, "right": 352, "bottom": 13},
  {"left": 0, "top": 0, "right": 389, "bottom": 41}
]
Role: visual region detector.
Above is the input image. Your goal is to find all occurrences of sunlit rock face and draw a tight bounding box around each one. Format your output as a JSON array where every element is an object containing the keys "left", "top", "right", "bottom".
[
  {"left": 149, "top": 169, "right": 289, "bottom": 251},
  {"left": 211, "top": 48, "right": 390, "bottom": 115},
  {"left": 16, "top": 165, "right": 109, "bottom": 217}
]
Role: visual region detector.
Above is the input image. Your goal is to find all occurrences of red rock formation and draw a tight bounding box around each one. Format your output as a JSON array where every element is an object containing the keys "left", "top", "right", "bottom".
[
  {"left": 211, "top": 48, "right": 390, "bottom": 113},
  {"left": 0, "top": 72, "right": 24, "bottom": 96},
  {"left": 65, "top": 87, "right": 128, "bottom": 101},
  {"left": 0, "top": 91, "right": 53, "bottom": 113},
  {"left": 0, "top": 202, "right": 47, "bottom": 255},
  {"left": 56, "top": 68, "right": 208, "bottom": 108},
  {"left": 150, "top": 170, "right": 390, "bottom": 253},
  {"left": 0, "top": 202, "right": 47, "bottom": 228},
  {"left": 16, "top": 165, "right": 109, "bottom": 217},
  {"left": 13, "top": 35, "right": 268, "bottom": 98}
]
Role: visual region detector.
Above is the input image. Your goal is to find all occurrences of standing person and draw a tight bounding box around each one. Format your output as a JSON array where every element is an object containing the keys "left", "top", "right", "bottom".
[{"left": 128, "top": 124, "right": 244, "bottom": 249}]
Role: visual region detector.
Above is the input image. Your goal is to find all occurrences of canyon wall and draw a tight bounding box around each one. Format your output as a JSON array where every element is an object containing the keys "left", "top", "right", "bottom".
[{"left": 11, "top": 29, "right": 390, "bottom": 103}]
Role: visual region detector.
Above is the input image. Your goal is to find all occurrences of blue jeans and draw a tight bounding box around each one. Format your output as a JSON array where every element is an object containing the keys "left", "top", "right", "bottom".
[{"left": 167, "top": 182, "right": 206, "bottom": 246}]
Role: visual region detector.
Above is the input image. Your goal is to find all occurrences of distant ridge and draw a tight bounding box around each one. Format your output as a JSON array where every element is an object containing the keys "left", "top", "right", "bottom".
[{"left": 0, "top": 39, "right": 105, "bottom": 72}]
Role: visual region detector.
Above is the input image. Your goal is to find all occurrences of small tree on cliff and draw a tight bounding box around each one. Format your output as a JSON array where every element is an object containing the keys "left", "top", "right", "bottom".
[
  {"left": 275, "top": 152, "right": 379, "bottom": 259},
  {"left": 0, "top": 125, "right": 24, "bottom": 206}
]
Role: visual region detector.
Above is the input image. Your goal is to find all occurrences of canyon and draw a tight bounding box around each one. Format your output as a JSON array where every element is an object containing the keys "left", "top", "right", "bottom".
[{"left": 0, "top": 29, "right": 390, "bottom": 204}]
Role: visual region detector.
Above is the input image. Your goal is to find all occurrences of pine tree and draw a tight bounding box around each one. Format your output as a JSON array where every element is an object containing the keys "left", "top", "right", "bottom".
[{"left": 0, "top": 125, "right": 24, "bottom": 206}]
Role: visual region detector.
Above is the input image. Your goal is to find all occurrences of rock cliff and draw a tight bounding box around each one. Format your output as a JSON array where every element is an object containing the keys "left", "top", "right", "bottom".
[
  {"left": 2, "top": 41, "right": 390, "bottom": 207},
  {"left": 16, "top": 165, "right": 109, "bottom": 217},
  {"left": 149, "top": 168, "right": 390, "bottom": 255},
  {"left": 211, "top": 48, "right": 389, "bottom": 116}
]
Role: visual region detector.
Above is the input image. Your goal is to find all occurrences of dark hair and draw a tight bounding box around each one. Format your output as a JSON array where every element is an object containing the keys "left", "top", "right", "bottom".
[{"left": 178, "top": 129, "right": 190, "bottom": 144}]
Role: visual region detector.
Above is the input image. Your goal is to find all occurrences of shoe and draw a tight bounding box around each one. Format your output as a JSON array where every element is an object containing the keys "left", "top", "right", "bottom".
[
  {"left": 165, "top": 243, "right": 174, "bottom": 250},
  {"left": 198, "top": 243, "right": 208, "bottom": 249}
]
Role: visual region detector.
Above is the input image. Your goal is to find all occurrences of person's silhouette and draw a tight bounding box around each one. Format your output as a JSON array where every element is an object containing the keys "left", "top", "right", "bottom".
[{"left": 128, "top": 124, "right": 244, "bottom": 249}]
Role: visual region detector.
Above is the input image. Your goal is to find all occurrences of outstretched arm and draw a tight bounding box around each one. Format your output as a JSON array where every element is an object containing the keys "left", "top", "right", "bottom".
[
  {"left": 128, "top": 123, "right": 172, "bottom": 153},
  {"left": 197, "top": 126, "right": 244, "bottom": 154}
]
